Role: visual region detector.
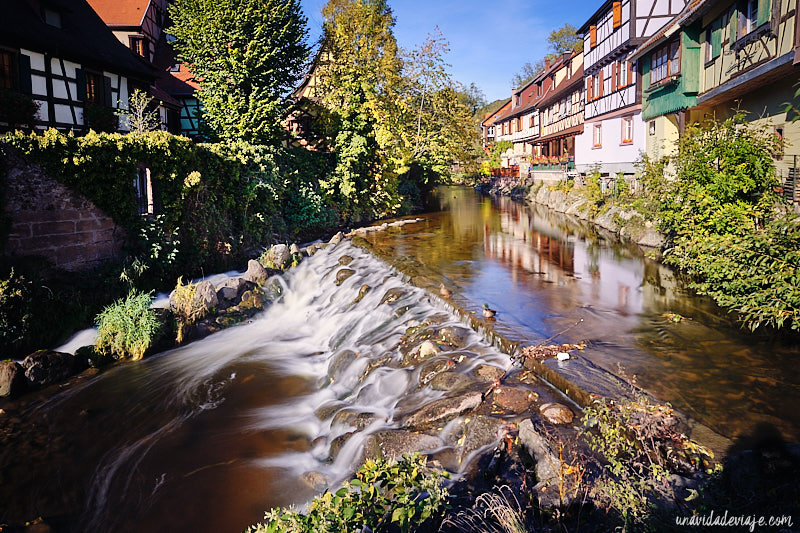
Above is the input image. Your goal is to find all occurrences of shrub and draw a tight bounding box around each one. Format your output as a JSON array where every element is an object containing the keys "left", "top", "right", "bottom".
[
  {"left": 0, "top": 268, "right": 33, "bottom": 352},
  {"left": 171, "top": 277, "right": 206, "bottom": 343},
  {"left": 95, "top": 290, "right": 161, "bottom": 360},
  {"left": 247, "top": 453, "right": 449, "bottom": 533},
  {"left": 0, "top": 89, "right": 39, "bottom": 130},
  {"left": 82, "top": 103, "right": 119, "bottom": 133}
]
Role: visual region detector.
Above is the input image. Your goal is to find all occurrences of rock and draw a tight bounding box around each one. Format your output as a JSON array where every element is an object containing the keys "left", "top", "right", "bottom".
[
  {"left": 300, "top": 471, "right": 331, "bottom": 491},
  {"left": 418, "top": 358, "right": 456, "bottom": 386},
  {"left": 329, "top": 231, "right": 344, "bottom": 245},
  {"left": 437, "top": 326, "right": 471, "bottom": 349},
  {"left": 263, "top": 244, "right": 291, "bottom": 270},
  {"left": 473, "top": 364, "right": 505, "bottom": 382},
  {"left": 315, "top": 401, "right": 346, "bottom": 421},
  {"left": 430, "top": 371, "right": 474, "bottom": 392},
  {"left": 374, "top": 430, "right": 444, "bottom": 462},
  {"left": 243, "top": 259, "right": 269, "bottom": 285},
  {"left": 403, "top": 391, "right": 483, "bottom": 429},
  {"left": 21, "top": 350, "right": 85, "bottom": 387},
  {"left": 353, "top": 284, "right": 371, "bottom": 304},
  {"left": 493, "top": 387, "right": 538, "bottom": 412},
  {"left": 380, "top": 288, "right": 406, "bottom": 304},
  {"left": 539, "top": 402, "right": 574, "bottom": 425},
  {"left": 0, "top": 360, "right": 26, "bottom": 398},
  {"left": 458, "top": 415, "right": 505, "bottom": 462},
  {"left": 332, "top": 410, "right": 384, "bottom": 430},
  {"left": 239, "top": 289, "right": 265, "bottom": 310},
  {"left": 328, "top": 349, "right": 357, "bottom": 382},
  {"left": 289, "top": 243, "right": 300, "bottom": 255},
  {"left": 329, "top": 431, "right": 354, "bottom": 460},
  {"left": 194, "top": 281, "right": 219, "bottom": 312},
  {"left": 402, "top": 340, "right": 441, "bottom": 367},
  {"left": 216, "top": 276, "right": 246, "bottom": 301},
  {"left": 518, "top": 419, "right": 570, "bottom": 508},
  {"left": 637, "top": 228, "right": 666, "bottom": 248},
  {"left": 338, "top": 255, "right": 354, "bottom": 266},
  {"left": 335, "top": 268, "right": 356, "bottom": 286}
]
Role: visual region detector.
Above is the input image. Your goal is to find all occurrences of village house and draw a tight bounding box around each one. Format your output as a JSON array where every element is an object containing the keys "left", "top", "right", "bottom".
[
  {"left": 481, "top": 98, "right": 511, "bottom": 148},
  {"left": 86, "top": 0, "right": 204, "bottom": 138},
  {"left": 0, "top": 0, "right": 155, "bottom": 133},
  {"left": 577, "top": 0, "right": 688, "bottom": 185}
]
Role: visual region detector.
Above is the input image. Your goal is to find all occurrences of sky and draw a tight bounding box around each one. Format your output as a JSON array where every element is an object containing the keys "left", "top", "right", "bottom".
[{"left": 299, "top": 0, "right": 599, "bottom": 104}]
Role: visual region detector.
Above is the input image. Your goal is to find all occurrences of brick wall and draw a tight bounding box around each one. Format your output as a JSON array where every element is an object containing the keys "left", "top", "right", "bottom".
[{"left": 2, "top": 146, "right": 125, "bottom": 271}]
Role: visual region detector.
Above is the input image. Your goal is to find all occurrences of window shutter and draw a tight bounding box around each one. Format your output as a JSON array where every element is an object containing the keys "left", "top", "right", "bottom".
[
  {"left": 613, "top": 1, "right": 622, "bottom": 28},
  {"left": 729, "top": 7, "right": 738, "bottom": 43},
  {"left": 598, "top": 70, "right": 604, "bottom": 97},
  {"left": 757, "top": 0, "right": 771, "bottom": 27},
  {"left": 712, "top": 18, "right": 722, "bottom": 57},
  {"left": 76, "top": 69, "right": 87, "bottom": 101},
  {"left": 18, "top": 54, "right": 32, "bottom": 94},
  {"left": 590, "top": 25, "right": 597, "bottom": 47},
  {"left": 103, "top": 76, "right": 112, "bottom": 107},
  {"left": 611, "top": 62, "right": 618, "bottom": 91}
]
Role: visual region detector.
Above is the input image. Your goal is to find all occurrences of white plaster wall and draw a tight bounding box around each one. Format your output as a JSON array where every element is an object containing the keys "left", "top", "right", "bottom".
[{"left": 575, "top": 111, "right": 646, "bottom": 174}]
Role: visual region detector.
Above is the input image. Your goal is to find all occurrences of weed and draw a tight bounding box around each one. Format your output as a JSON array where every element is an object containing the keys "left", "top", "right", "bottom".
[
  {"left": 171, "top": 277, "right": 206, "bottom": 343},
  {"left": 95, "top": 290, "right": 161, "bottom": 360}
]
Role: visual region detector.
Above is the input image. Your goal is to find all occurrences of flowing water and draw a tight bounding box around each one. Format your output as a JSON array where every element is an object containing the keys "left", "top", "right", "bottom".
[{"left": 2, "top": 186, "right": 799, "bottom": 531}]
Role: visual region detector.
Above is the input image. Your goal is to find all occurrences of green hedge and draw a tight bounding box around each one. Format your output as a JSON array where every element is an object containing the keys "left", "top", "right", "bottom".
[{"left": 3, "top": 129, "right": 335, "bottom": 284}]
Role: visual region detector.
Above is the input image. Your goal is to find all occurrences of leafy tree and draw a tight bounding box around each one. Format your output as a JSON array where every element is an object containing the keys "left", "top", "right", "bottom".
[
  {"left": 317, "top": 0, "right": 402, "bottom": 221},
  {"left": 168, "top": 0, "right": 310, "bottom": 145}
]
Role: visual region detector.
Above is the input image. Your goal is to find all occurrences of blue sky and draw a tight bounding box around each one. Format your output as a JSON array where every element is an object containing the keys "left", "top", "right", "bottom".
[{"left": 299, "top": 0, "right": 599, "bottom": 103}]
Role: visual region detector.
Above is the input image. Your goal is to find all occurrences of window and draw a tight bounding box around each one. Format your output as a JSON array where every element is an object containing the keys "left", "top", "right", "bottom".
[
  {"left": 590, "top": 25, "right": 597, "bottom": 48},
  {"left": 650, "top": 39, "right": 680, "bottom": 84},
  {"left": 593, "top": 123, "right": 602, "bottom": 147},
  {"left": 705, "top": 27, "right": 713, "bottom": 62},
  {"left": 737, "top": 0, "right": 758, "bottom": 38},
  {"left": 621, "top": 116, "right": 633, "bottom": 144},
  {"left": 169, "top": 63, "right": 180, "bottom": 73},
  {"left": 649, "top": 120, "right": 656, "bottom": 136},
  {"left": 529, "top": 115, "right": 535, "bottom": 128},
  {"left": 43, "top": 8, "right": 62, "bottom": 28},
  {"left": 613, "top": 1, "right": 622, "bottom": 29},
  {"left": 0, "top": 50, "right": 15, "bottom": 90},
  {"left": 130, "top": 36, "right": 150, "bottom": 61},
  {"left": 134, "top": 166, "right": 154, "bottom": 216},
  {"left": 86, "top": 72, "right": 103, "bottom": 104}
]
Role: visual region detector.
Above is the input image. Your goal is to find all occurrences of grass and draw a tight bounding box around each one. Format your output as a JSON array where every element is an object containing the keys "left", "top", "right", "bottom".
[{"left": 95, "top": 290, "right": 161, "bottom": 360}]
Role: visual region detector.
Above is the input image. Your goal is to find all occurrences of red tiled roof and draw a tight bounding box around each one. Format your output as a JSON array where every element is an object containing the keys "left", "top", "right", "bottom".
[
  {"left": 483, "top": 99, "right": 511, "bottom": 126},
  {"left": 87, "top": 0, "right": 150, "bottom": 26}
]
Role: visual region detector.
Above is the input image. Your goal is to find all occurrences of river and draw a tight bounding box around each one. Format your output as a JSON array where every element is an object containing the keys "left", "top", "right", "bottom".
[{"left": 1, "top": 185, "right": 798, "bottom": 531}]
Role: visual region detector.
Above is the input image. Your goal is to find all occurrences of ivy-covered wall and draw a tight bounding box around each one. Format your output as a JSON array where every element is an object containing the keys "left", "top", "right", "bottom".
[{"left": 2, "top": 129, "right": 335, "bottom": 282}]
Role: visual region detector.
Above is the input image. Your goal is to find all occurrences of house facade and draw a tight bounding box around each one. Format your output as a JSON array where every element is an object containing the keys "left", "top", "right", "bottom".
[
  {"left": 577, "top": 0, "right": 688, "bottom": 179},
  {"left": 0, "top": 0, "right": 155, "bottom": 133},
  {"left": 481, "top": 99, "right": 511, "bottom": 147}
]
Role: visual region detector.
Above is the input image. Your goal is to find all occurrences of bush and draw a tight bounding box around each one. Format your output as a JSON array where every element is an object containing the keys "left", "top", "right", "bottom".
[
  {"left": 0, "top": 89, "right": 39, "bottom": 130},
  {"left": 171, "top": 277, "right": 206, "bottom": 343},
  {"left": 247, "top": 453, "right": 449, "bottom": 533},
  {"left": 0, "top": 268, "right": 33, "bottom": 353},
  {"left": 95, "top": 290, "right": 161, "bottom": 360}
]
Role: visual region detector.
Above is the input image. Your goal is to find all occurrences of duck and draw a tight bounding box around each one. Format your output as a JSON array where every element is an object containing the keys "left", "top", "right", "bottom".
[
  {"left": 439, "top": 283, "right": 452, "bottom": 299},
  {"left": 482, "top": 304, "right": 497, "bottom": 319}
]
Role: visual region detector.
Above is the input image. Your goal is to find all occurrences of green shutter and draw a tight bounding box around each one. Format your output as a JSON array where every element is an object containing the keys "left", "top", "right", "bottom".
[
  {"left": 757, "top": 0, "right": 771, "bottom": 26},
  {"left": 17, "top": 54, "right": 32, "bottom": 94},
  {"left": 76, "top": 69, "right": 87, "bottom": 101},
  {"left": 729, "top": 7, "right": 738, "bottom": 42},
  {"left": 712, "top": 17, "right": 722, "bottom": 57}
]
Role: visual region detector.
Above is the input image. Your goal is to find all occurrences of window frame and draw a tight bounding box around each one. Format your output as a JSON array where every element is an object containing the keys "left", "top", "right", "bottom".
[
  {"left": 621, "top": 116, "right": 634, "bottom": 145},
  {"left": 592, "top": 123, "right": 602, "bottom": 148},
  {"left": 130, "top": 35, "right": 150, "bottom": 61},
  {"left": 0, "top": 49, "right": 17, "bottom": 90},
  {"left": 650, "top": 38, "right": 681, "bottom": 85}
]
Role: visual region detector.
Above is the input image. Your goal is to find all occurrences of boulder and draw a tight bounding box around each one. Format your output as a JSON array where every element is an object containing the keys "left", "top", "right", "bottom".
[
  {"left": 332, "top": 409, "right": 385, "bottom": 430},
  {"left": 380, "top": 288, "right": 407, "bottom": 305},
  {"left": 518, "top": 419, "right": 569, "bottom": 508},
  {"left": 458, "top": 415, "right": 505, "bottom": 462},
  {"left": 300, "top": 471, "right": 331, "bottom": 491},
  {"left": 21, "top": 350, "right": 85, "bottom": 387},
  {"left": 637, "top": 228, "right": 666, "bottom": 249},
  {"left": 243, "top": 259, "right": 269, "bottom": 285},
  {"left": 0, "top": 360, "right": 26, "bottom": 398},
  {"left": 328, "top": 349, "right": 357, "bottom": 382},
  {"left": 194, "top": 281, "right": 219, "bottom": 312},
  {"left": 216, "top": 276, "right": 247, "bottom": 301},
  {"left": 338, "top": 255, "right": 354, "bottom": 266},
  {"left": 335, "top": 268, "right": 356, "bottom": 286},
  {"left": 493, "top": 387, "right": 538, "bottom": 413},
  {"left": 418, "top": 358, "right": 456, "bottom": 386},
  {"left": 374, "top": 430, "right": 444, "bottom": 462},
  {"left": 353, "top": 284, "right": 371, "bottom": 304},
  {"left": 263, "top": 244, "right": 291, "bottom": 270},
  {"left": 437, "top": 326, "right": 471, "bottom": 349},
  {"left": 403, "top": 391, "right": 483, "bottom": 429},
  {"left": 401, "top": 340, "right": 440, "bottom": 367},
  {"left": 473, "top": 364, "right": 505, "bottom": 382},
  {"left": 289, "top": 243, "right": 301, "bottom": 255},
  {"left": 539, "top": 402, "right": 574, "bottom": 425},
  {"left": 329, "top": 231, "right": 344, "bottom": 245},
  {"left": 430, "top": 371, "right": 474, "bottom": 392}
]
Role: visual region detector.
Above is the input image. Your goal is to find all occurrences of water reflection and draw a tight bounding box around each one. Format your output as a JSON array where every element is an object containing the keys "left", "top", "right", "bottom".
[{"left": 366, "top": 187, "right": 800, "bottom": 442}]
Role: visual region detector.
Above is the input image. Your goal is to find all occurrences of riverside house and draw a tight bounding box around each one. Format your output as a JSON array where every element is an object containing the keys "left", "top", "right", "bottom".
[
  {"left": 0, "top": 0, "right": 155, "bottom": 133},
  {"left": 576, "top": 0, "right": 688, "bottom": 185}
]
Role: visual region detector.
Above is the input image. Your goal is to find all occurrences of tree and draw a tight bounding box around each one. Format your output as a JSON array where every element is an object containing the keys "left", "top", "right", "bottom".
[
  {"left": 117, "top": 89, "right": 160, "bottom": 134},
  {"left": 317, "top": 0, "right": 402, "bottom": 221},
  {"left": 168, "top": 0, "right": 310, "bottom": 145}
]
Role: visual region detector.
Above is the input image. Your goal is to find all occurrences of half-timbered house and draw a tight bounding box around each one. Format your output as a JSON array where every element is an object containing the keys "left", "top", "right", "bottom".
[
  {"left": 87, "top": 0, "right": 188, "bottom": 134},
  {"left": 628, "top": 4, "right": 702, "bottom": 159},
  {"left": 577, "top": 0, "right": 688, "bottom": 181},
  {"left": 531, "top": 51, "right": 585, "bottom": 182},
  {"left": 481, "top": 98, "right": 511, "bottom": 147},
  {"left": 0, "top": 0, "right": 155, "bottom": 132}
]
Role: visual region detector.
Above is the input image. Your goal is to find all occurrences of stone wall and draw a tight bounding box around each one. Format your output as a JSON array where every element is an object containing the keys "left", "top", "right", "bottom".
[{"left": 2, "top": 146, "right": 124, "bottom": 271}]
